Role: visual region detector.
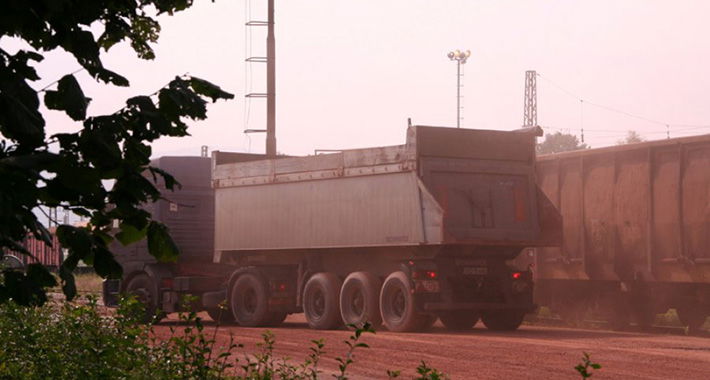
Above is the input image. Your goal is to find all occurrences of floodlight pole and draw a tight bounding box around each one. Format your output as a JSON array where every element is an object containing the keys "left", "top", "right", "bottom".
[
  {"left": 456, "top": 60, "right": 461, "bottom": 128},
  {"left": 448, "top": 49, "right": 470, "bottom": 129}
]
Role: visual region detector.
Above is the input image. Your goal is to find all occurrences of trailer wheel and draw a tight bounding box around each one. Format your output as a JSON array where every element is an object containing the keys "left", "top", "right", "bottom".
[
  {"left": 124, "top": 273, "right": 161, "bottom": 323},
  {"left": 303, "top": 272, "right": 343, "bottom": 330},
  {"left": 380, "top": 271, "right": 430, "bottom": 332},
  {"left": 439, "top": 311, "right": 480, "bottom": 330},
  {"left": 481, "top": 310, "right": 525, "bottom": 331},
  {"left": 230, "top": 273, "right": 271, "bottom": 327},
  {"left": 206, "top": 307, "right": 236, "bottom": 324},
  {"left": 340, "top": 272, "right": 382, "bottom": 329}
]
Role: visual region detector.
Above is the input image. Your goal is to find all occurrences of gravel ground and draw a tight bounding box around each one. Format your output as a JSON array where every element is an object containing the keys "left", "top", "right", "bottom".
[{"left": 153, "top": 313, "right": 710, "bottom": 379}]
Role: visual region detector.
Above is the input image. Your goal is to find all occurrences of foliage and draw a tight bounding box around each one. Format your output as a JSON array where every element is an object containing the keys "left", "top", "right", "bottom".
[
  {"left": 617, "top": 130, "right": 645, "bottom": 145},
  {"left": 574, "top": 352, "right": 602, "bottom": 379},
  {"left": 536, "top": 131, "right": 589, "bottom": 154},
  {"left": 413, "top": 362, "right": 449, "bottom": 380},
  {"left": 0, "top": 297, "right": 448, "bottom": 379},
  {"left": 334, "top": 322, "right": 375, "bottom": 380},
  {"left": 0, "top": 0, "right": 234, "bottom": 305}
]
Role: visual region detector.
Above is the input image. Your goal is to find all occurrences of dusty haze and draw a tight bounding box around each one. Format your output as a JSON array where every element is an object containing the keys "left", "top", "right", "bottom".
[{"left": 7, "top": 0, "right": 710, "bottom": 156}]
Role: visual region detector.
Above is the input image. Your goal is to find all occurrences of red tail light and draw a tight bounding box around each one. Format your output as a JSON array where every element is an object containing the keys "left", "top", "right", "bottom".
[
  {"left": 512, "top": 272, "right": 522, "bottom": 280},
  {"left": 270, "top": 282, "right": 288, "bottom": 293},
  {"left": 412, "top": 270, "right": 437, "bottom": 279},
  {"left": 160, "top": 278, "right": 174, "bottom": 288}
]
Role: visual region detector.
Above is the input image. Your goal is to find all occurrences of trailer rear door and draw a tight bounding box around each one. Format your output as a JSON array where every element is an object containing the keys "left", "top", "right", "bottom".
[{"left": 415, "top": 126, "right": 541, "bottom": 244}]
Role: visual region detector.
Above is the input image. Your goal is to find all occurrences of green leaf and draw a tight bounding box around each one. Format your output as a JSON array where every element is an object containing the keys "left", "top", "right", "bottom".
[
  {"left": 56, "top": 225, "right": 92, "bottom": 260},
  {"left": 0, "top": 94, "right": 45, "bottom": 148},
  {"left": 115, "top": 222, "right": 148, "bottom": 245},
  {"left": 43, "top": 74, "right": 91, "bottom": 120},
  {"left": 26, "top": 264, "right": 57, "bottom": 288},
  {"left": 149, "top": 166, "right": 181, "bottom": 191},
  {"left": 93, "top": 246, "right": 123, "bottom": 279},
  {"left": 189, "top": 76, "right": 234, "bottom": 102},
  {"left": 147, "top": 221, "right": 179, "bottom": 262},
  {"left": 59, "top": 265, "right": 77, "bottom": 301},
  {"left": 0, "top": 151, "right": 59, "bottom": 169}
]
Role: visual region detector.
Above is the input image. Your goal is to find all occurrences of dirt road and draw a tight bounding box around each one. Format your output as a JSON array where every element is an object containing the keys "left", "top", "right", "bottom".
[{"left": 155, "top": 314, "right": 710, "bottom": 379}]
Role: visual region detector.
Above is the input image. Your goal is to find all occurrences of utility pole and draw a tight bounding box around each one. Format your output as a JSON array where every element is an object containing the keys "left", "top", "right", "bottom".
[
  {"left": 523, "top": 70, "right": 537, "bottom": 127},
  {"left": 265, "top": 0, "right": 276, "bottom": 157},
  {"left": 447, "top": 49, "right": 470, "bottom": 128},
  {"left": 244, "top": 0, "right": 277, "bottom": 157}
]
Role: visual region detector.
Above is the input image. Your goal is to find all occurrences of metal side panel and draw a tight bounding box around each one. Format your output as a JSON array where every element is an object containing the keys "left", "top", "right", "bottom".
[
  {"left": 215, "top": 172, "right": 425, "bottom": 252},
  {"left": 417, "top": 178, "right": 444, "bottom": 244}
]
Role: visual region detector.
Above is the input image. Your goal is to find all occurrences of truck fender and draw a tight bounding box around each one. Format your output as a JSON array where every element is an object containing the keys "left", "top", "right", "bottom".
[
  {"left": 119, "top": 261, "right": 150, "bottom": 291},
  {"left": 144, "top": 263, "right": 174, "bottom": 285}
]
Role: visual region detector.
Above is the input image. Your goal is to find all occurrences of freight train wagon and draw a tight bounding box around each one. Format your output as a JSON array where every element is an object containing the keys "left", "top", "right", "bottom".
[
  {"left": 105, "top": 125, "right": 562, "bottom": 332},
  {"left": 534, "top": 133, "right": 710, "bottom": 331},
  {"left": 0, "top": 233, "right": 63, "bottom": 270}
]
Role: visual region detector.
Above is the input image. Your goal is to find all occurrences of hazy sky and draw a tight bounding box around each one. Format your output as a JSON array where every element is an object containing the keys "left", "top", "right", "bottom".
[{"left": 12, "top": 0, "right": 710, "bottom": 157}]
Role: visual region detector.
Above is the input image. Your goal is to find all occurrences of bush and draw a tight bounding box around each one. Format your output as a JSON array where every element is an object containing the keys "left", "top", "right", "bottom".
[{"left": 0, "top": 296, "right": 449, "bottom": 379}]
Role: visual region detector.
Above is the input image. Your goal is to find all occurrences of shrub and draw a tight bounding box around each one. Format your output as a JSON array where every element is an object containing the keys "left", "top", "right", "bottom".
[{"left": 0, "top": 296, "right": 447, "bottom": 379}]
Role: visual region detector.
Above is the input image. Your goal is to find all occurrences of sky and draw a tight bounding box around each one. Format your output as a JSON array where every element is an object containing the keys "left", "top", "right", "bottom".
[{"left": 9, "top": 0, "right": 710, "bottom": 157}]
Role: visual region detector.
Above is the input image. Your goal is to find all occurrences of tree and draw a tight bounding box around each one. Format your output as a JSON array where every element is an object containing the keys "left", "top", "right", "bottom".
[
  {"left": 0, "top": 1, "right": 233, "bottom": 305},
  {"left": 617, "top": 130, "right": 645, "bottom": 145},
  {"left": 536, "top": 131, "right": 588, "bottom": 155}
]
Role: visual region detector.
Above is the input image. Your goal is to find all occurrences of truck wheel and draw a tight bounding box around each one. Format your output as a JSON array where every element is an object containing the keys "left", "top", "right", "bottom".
[
  {"left": 124, "top": 273, "right": 161, "bottom": 323},
  {"left": 380, "top": 271, "right": 429, "bottom": 332},
  {"left": 304, "top": 273, "right": 343, "bottom": 330},
  {"left": 340, "top": 271, "right": 382, "bottom": 329},
  {"left": 439, "top": 311, "right": 480, "bottom": 330},
  {"left": 230, "top": 273, "right": 271, "bottom": 327},
  {"left": 481, "top": 310, "right": 525, "bottom": 331},
  {"left": 206, "top": 307, "right": 236, "bottom": 324}
]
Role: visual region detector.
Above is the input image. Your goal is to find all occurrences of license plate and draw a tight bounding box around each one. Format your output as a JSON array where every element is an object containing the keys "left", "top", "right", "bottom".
[{"left": 462, "top": 266, "right": 487, "bottom": 275}]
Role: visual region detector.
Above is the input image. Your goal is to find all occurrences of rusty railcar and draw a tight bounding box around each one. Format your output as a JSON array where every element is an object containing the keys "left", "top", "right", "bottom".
[
  {"left": 105, "top": 125, "right": 561, "bottom": 332},
  {"left": 535, "top": 134, "right": 710, "bottom": 330},
  {"left": 1, "top": 233, "right": 62, "bottom": 269}
]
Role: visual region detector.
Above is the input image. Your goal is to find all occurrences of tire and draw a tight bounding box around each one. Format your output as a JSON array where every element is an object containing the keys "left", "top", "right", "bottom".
[
  {"left": 439, "top": 311, "right": 480, "bottom": 331},
  {"left": 230, "top": 273, "right": 271, "bottom": 327},
  {"left": 379, "top": 271, "right": 430, "bottom": 332},
  {"left": 481, "top": 310, "right": 525, "bottom": 331},
  {"left": 340, "top": 272, "right": 383, "bottom": 329},
  {"left": 303, "top": 273, "right": 343, "bottom": 330},
  {"left": 206, "top": 307, "right": 236, "bottom": 324},
  {"left": 124, "top": 273, "right": 161, "bottom": 323}
]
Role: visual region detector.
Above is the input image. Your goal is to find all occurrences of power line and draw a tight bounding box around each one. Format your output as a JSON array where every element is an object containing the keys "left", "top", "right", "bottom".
[{"left": 536, "top": 72, "right": 710, "bottom": 135}]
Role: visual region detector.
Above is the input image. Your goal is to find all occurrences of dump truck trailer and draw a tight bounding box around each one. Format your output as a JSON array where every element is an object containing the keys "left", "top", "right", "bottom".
[{"left": 104, "top": 125, "right": 561, "bottom": 332}]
